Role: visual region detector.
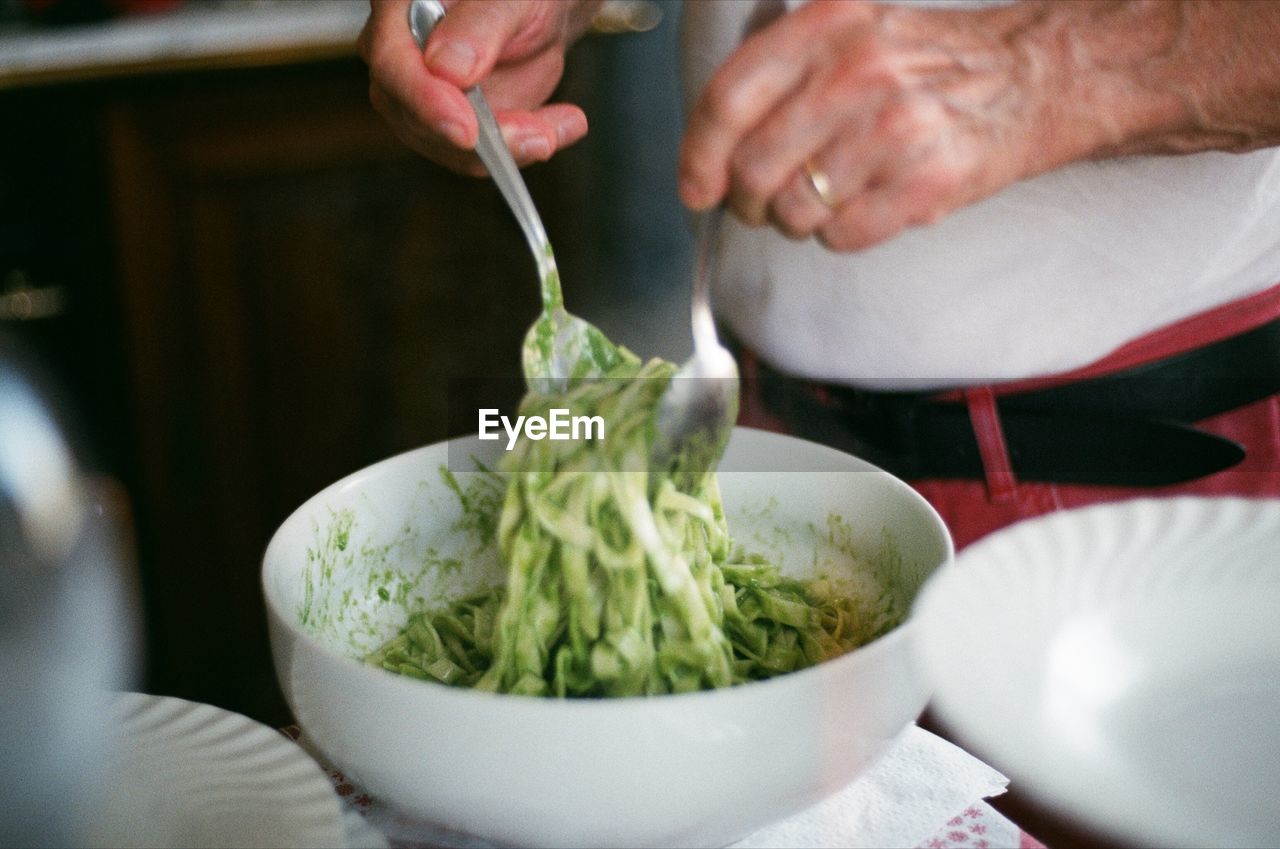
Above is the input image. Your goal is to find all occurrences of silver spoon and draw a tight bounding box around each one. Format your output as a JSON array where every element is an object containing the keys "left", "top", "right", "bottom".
[
  {"left": 409, "top": 0, "right": 736, "bottom": 472},
  {"left": 650, "top": 208, "right": 740, "bottom": 474},
  {"left": 408, "top": 0, "right": 620, "bottom": 389}
]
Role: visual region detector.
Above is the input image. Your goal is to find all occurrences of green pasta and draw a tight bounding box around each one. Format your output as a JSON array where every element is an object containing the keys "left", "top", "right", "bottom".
[{"left": 368, "top": 347, "right": 889, "bottom": 697}]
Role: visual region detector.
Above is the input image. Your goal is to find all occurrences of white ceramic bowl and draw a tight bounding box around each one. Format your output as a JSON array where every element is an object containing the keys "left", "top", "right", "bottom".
[
  {"left": 263, "top": 428, "right": 952, "bottom": 848},
  {"left": 913, "top": 497, "right": 1280, "bottom": 848}
]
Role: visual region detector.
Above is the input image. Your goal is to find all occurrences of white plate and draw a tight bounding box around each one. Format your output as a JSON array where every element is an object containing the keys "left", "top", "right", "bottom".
[
  {"left": 913, "top": 497, "right": 1280, "bottom": 848},
  {"left": 83, "top": 693, "right": 347, "bottom": 849}
]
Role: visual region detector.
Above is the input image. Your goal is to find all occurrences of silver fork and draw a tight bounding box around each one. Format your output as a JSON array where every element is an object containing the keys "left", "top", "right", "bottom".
[{"left": 651, "top": 208, "right": 740, "bottom": 473}]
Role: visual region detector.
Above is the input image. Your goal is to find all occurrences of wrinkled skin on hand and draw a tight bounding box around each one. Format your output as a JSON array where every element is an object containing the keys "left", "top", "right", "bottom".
[
  {"left": 358, "top": 0, "right": 601, "bottom": 177},
  {"left": 358, "top": 0, "right": 1280, "bottom": 251},
  {"left": 678, "top": 0, "right": 1280, "bottom": 252}
]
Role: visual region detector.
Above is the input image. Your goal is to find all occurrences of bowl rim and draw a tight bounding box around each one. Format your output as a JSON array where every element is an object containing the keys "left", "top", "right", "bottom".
[{"left": 262, "top": 427, "right": 954, "bottom": 710}]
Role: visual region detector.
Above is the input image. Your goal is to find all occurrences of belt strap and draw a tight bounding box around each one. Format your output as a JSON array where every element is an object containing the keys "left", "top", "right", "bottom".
[{"left": 754, "top": 314, "right": 1280, "bottom": 487}]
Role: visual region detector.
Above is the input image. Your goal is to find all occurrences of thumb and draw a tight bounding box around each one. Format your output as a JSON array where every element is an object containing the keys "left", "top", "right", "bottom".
[{"left": 423, "top": 0, "right": 539, "bottom": 89}]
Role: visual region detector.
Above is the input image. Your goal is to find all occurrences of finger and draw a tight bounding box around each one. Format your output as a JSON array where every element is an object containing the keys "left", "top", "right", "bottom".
[
  {"left": 678, "top": 25, "right": 816, "bottom": 209},
  {"left": 532, "top": 103, "right": 590, "bottom": 153},
  {"left": 426, "top": 106, "right": 586, "bottom": 173},
  {"left": 364, "top": 0, "right": 477, "bottom": 147},
  {"left": 816, "top": 107, "right": 973, "bottom": 250},
  {"left": 371, "top": 80, "right": 488, "bottom": 175},
  {"left": 725, "top": 95, "right": 827, "bottom": 227},
  {"left": 724, "top": 91, "right": 836, "bottom": 226},
  {"left": 491, "top": 103, "right": 587, "bottom": 163},
  {"left": 818, "top": 180, "right": 913, "bottom": 252},
  {"left": 424, "top": 0, "right": 543, "bottom": 89},
  {"left": 726, "top": 56, "right": 888, "bottom": 225},
  {"left": 678, "top": 1, "right": 876, "bottom": 211},
  {"left": 764, "top": 119, "right": 891, "bottom": 239},
  {"left": 372, "top": 69, "right": 585, "bottom": 175},
  {"left": 767, "top": 167, "right": 837, "bottom": 241}
]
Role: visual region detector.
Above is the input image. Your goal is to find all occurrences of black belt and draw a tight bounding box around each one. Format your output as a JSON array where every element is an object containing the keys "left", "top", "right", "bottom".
[{"left": 749, "top": 316, "right": 1280, "bottom": 486}]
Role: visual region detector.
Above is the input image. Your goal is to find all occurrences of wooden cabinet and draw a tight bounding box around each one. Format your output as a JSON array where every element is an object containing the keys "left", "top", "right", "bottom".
[
  {"left": 1, "top": 0, "right": 693, "bottom": 724},
  {"left": 3, "top": 58, "right": 595, "bottom": 725}
]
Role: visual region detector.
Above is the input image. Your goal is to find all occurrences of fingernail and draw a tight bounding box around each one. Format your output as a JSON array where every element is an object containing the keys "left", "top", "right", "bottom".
[
  {"left": 553, "top": 120, "right": 572, "bottom": 146},
  {"left": 554, "top": 116, "right": 583, "bottom": 146},
  {"left": 426, "top": 39, "right": 477, "bottom": 82},
  {"left": 440, "top": 121, "right": 470, "bottom": 148},
  {"left": 518, "top": 135, "right": 552, "bottom": 161}
]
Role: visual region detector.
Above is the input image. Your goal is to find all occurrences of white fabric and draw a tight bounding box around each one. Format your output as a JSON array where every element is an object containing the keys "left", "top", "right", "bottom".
[{"left": 680, "top": 0, "right": 1280, "bottom": 390}]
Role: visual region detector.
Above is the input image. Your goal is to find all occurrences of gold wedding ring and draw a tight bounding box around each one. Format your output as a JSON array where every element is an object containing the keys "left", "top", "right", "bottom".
[{"left": 803, "top": 159, "right": 836, "bottom": 209}]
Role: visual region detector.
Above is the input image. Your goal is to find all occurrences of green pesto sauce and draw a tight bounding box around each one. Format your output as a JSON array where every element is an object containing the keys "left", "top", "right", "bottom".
[{"left": 365, "top": 355, "right": 905, "bottom": 697}]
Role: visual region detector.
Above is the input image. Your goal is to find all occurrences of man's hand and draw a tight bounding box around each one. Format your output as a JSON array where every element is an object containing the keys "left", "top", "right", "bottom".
[
  {"left": 678, "top": 0, "right": 1280, "bottom": 252},
  {"left": 358, "top": 0, "right": 601, "bottom": 176}
]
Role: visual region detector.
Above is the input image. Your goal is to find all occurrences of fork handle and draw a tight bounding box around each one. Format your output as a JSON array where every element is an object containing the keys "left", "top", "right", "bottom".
[{"left": 691, "top": 208, "right": 726, "bottom": 357}]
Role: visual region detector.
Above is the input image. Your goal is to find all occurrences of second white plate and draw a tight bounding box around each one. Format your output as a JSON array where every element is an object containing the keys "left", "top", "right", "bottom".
[{"left": 913, "top": 497, "right": 1280, "bottom": 848}]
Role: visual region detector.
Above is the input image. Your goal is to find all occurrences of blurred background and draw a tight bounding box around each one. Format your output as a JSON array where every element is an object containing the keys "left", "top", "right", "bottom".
[{"left": 0, "top": 0, "right": 692, "bottom": 727}]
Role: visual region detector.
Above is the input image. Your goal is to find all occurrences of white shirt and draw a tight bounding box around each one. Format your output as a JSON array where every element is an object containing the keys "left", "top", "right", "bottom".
[{"left": 680, "top": 0, "right": 1280, "bottom": 390}]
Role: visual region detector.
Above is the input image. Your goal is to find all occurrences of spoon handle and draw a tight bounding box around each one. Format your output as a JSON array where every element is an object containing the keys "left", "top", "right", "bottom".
[
  {"left": 408, "top": 0, "right": 561, "bottom": 307},
  {"left": 465, "top": 89, "right": 562, "bottom": 304}
]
